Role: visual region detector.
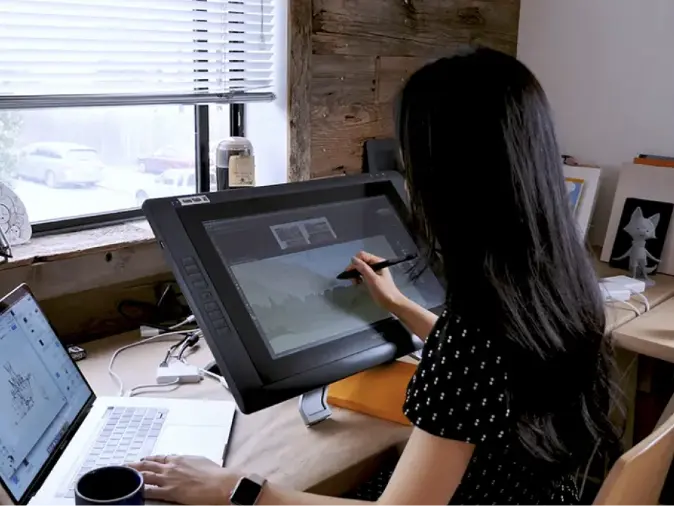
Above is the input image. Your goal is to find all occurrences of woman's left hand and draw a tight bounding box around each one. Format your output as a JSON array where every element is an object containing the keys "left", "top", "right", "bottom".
[{"left": 129, "top": 454, "right": 237, "bottom": 504}]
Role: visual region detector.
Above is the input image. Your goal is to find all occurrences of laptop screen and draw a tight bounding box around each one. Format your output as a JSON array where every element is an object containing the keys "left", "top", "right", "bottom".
[{"left": 0, "top": 289, "right": 92, "bottom": 501}]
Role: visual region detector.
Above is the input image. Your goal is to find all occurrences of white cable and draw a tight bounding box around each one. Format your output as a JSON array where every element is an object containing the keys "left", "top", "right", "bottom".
[
  {"left": 128, "top": 380, "right": 180, "bottom": 397},
  {"left": 630, "top": 291, "right": 650, "bottom": 312},
  {"left": 606, "top": 298, "right": 641, "bottom": 316},
  {"left": 176, "top": 353, "right": 229, "bottom": 391},
  {"left": 169, "top": 314, "right": 196, "bottom": 330},
  {"left": 619, "top": 356, "right": 638, "bottom": 385},
  {"left": 197, "top": 366, "right": 230, "bottom": 391},
  {"left": 108, "top": 330, "right": 193, "bottom": 396},
  {"left": 579, "top": 439, "right": 600, "bottom": 499},
  {"left": 580, "top": 344, "right": 642, "bottom": 496},
  {"left": 586, "top": 355, "right": 640, "bottom": 497}
]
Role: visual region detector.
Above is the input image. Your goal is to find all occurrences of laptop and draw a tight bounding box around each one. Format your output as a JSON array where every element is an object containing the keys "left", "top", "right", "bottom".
[{"left": 0, "top": 284, "right": 236, "bottom": 505}]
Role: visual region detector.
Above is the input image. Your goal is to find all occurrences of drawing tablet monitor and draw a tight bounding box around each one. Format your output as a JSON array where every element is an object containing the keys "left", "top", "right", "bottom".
[{"left": 143, "top": 173, "right": 445, "bottom": 414}]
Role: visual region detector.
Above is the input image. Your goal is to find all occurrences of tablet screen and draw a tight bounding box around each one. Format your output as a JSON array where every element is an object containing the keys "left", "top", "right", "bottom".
[{"left": 204, "top": 196, "right": 444, "bottom": 357}]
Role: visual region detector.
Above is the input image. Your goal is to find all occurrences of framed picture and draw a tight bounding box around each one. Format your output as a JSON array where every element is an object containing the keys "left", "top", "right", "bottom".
[
  {"left": 565, "top": 177, "right": 585, "bottom": 214},
  {"left": 609, "top": 198, "right": 673, "bottom": 280},
  {"left": 601, "top": 164, "right": 674, "bottom": 276},
  {"left": 563, "top": 165, "right": 601, "bottom": 239}
]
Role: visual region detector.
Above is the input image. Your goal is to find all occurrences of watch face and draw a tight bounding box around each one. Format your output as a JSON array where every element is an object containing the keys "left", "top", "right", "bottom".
[{"left": 231, "top": 477, "right": 262, "bottom": 505}]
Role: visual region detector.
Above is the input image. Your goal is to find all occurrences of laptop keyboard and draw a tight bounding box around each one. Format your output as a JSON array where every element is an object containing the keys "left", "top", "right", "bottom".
[{"left": 61, "top": 406, "right": 168, "bottom": 498}]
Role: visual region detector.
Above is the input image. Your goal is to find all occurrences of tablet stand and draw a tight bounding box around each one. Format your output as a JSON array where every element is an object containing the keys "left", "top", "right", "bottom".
[
  {"left": 205, "top": 360, "right": 220, "bottom": 375},
  {"left": 205, "top": 361, "right": 332, "bottom": 427},
  {"left": 299, "top": 386, "right": 332, "bottom": 427}
]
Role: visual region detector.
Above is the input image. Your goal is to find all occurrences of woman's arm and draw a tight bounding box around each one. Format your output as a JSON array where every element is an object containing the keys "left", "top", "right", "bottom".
[
  {"left": 258, "top": 429, "right": 473, "bottom": 505},
  {"left": 389, "top": 297, "right": 439, "bottom": 342},
  {"left": 348, "top": 252, "right": 439, "bottom": 341},
  {"left": 132, "top": 428, "right": 474, "bottom": 505}
]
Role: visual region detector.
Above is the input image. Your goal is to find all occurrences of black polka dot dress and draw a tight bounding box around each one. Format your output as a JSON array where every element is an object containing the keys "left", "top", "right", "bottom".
[{"left": 403, "top": 310, "right": 579, "bottom": 505}]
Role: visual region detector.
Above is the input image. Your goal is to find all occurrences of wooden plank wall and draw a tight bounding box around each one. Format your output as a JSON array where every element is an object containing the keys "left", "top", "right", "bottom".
[{"left": 308, "top": 0, "right": 521, "bottom": 179}]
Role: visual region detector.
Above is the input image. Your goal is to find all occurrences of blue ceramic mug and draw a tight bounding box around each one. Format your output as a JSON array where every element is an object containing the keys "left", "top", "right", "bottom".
[{"left": 75, "top": 466, "right": 144, "bottom": 505}]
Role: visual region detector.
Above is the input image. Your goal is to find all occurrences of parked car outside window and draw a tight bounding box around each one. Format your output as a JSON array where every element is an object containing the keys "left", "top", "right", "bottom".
[
  {"left": 135, "top": 168, "right": 216, "bottom": 206},
  {"left": 15, "top": 142, "right": 104, "bottom": 188}
]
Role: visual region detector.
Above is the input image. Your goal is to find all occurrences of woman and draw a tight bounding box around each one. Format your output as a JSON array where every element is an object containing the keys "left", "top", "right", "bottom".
[{"left": 131, "top": 47, "right": 620, "bottom": 505}]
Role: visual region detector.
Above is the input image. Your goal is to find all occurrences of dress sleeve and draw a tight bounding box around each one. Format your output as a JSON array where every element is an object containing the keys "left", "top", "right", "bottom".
[{"left": 403, "top": 311, "right": 511, "bottom": 444}]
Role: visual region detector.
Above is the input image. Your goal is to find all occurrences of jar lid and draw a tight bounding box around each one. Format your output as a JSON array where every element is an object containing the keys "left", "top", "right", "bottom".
[{"left": 217, "top": 137, "right": 252, "bottom": 150}]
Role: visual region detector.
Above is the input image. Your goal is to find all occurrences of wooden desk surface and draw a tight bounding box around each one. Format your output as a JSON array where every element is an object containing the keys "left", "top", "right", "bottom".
[
  {"left": 613, "top": 298, "right": 674, "bottom": 363},
  {"left": 0, "top": 332, "right": 411, "bottom": 505},
  {"left": 600, "top": 271, "right": 674, "bottom": 334}
]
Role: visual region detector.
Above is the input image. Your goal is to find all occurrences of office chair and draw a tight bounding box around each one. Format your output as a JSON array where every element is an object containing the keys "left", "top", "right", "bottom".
[{"left": 594, "top": 410, "right": 674, "bottom": 504}]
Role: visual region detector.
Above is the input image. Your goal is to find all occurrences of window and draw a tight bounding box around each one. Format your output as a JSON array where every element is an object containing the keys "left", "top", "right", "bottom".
[
  {"left": 0, "top": 0, "right": 275, "bottom": 233},
  {"left": 8, "top": 105, "right": 196, "bottom": 223}
]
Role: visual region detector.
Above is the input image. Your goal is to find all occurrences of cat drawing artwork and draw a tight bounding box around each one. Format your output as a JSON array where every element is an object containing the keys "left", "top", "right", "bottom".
[{"left": 612, "top": 206, "right": 663, "bottom": 285}]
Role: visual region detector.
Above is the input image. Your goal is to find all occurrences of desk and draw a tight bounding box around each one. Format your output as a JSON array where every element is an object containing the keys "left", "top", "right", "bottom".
[
  {"left": 0, "top": 267, "right": 674, "bottom": 504},
  {"left": 2, "top": 273, "right": 674, "bottom": 505},
  {"left": 613, "top": 297, "right": 674, "bottom": 433},
  {"left": 613, "top": 297, "right": 674, "bottom": 365},
  {"left": 608, "top": 277, "right": 674, "bottom": 447},
  {"left": 601, "top": 271, "right": 674, "bottom": 333},
  {"left": 0, "top": 332, "right": 411, "bottom": 505}
]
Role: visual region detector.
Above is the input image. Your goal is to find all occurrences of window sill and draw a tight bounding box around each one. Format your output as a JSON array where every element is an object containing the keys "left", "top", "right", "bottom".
[
  {"left": 1, "top": 220, "right": 155, "bottom": 268},
  {"left": 0, "top": 220, "right": 168, "bottom": 301}
]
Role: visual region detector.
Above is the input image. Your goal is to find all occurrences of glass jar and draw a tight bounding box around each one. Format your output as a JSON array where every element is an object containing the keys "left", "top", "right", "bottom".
[{"left": 215, "top": 137, "right": 254, "bottom": 189}]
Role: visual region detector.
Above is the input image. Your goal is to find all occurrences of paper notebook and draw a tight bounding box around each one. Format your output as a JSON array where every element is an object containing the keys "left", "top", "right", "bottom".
[{"left": 327, "top": 360, "right": 417, "bottom": 426}]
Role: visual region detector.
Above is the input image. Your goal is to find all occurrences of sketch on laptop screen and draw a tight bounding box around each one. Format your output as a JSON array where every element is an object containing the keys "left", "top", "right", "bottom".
[{"left": 0, "top": 293, "right": 90, "bottom": 501}]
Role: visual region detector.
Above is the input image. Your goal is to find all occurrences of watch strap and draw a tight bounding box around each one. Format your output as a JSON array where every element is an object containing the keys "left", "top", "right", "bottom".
[{"left": 248, "top": 474, "right": 266, "bottom": 489}]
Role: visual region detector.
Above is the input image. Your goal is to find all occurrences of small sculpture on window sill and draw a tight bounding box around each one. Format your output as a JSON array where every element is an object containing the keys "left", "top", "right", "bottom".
[{"left": 0, "top": 181, "right": 31, "bottom": 261}]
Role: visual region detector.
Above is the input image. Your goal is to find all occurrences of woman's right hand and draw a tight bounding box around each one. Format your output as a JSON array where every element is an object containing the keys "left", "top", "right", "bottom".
[{"left": 347, "top": 251, "right": 407, "bottom": 313}]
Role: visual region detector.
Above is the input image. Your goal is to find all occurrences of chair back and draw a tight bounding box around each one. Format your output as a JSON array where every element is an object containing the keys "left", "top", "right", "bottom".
[{"left": 595, "top": 412, "right": 674, "bottom": 504}]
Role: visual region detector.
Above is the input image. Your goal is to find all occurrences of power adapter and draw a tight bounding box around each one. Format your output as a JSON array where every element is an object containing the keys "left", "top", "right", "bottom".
[
  {"left": 601, "top": 275, "right": 646, "bottom": 294},
  {"left": 599, "top": 281, "right": 631, "bottom": 302},
  {"left": 156, "top": 361, "right": 203, "bottom": 385}
]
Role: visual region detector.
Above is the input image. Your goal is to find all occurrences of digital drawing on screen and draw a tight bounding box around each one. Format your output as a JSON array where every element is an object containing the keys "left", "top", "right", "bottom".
[
  {"left": 0, "top": 323, "right": 67, "bottom": 481},
  {"left": 270, "top": 217, "right": 337, "bottom": 250},
  {"left": 230, "top": 235, "right": 442, "bottom": 356},
  {"left": 5, "top": 363, "right": 36, "bottom": 422}
]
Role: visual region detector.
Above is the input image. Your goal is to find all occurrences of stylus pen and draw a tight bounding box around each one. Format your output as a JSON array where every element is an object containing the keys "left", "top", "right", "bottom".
[{"left": 336, "top": 253, "right": 417, "bottom": 280}]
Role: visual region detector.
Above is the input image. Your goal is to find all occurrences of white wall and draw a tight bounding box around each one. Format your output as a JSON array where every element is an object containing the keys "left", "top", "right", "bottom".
[
  {"left": 517, "top": 0, "right": 674, "bottom": 245},
  {"left": 246, "top": 0, "right": 288, "bottom": 186}
]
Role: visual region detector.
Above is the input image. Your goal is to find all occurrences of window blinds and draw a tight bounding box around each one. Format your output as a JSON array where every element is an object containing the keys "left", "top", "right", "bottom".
[{"left": 0, "top": 0, "right": 275, "bottom": 109}]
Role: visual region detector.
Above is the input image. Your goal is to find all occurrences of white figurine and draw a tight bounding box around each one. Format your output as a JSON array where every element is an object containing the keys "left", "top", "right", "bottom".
[{"left": 612, "top": 207, "right": 661, "bottom": 286}]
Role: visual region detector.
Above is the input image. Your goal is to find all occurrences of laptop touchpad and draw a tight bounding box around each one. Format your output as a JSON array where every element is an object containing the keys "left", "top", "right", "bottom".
[{"left": 154, "top": 426, "right": 228, "bottom": 464}]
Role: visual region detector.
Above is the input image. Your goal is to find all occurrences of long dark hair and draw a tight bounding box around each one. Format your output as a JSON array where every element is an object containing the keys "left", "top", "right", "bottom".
[{"left": 396, "top": 47, "right": 621, "bottom": 470}]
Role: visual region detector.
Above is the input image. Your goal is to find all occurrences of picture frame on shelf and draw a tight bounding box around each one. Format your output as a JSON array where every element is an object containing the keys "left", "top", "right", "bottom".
[
  {"left": 601, "top": 164, "right": 674, "bottom": 276},
  {"left": 562, "top": 165, "right": 601, "bottom": 239},
  {"left": 565, "top": 177, "right": 585, "bottom": 214},
  {"left": 609, "top": 197, "right": 673, "bottom": 283}
]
